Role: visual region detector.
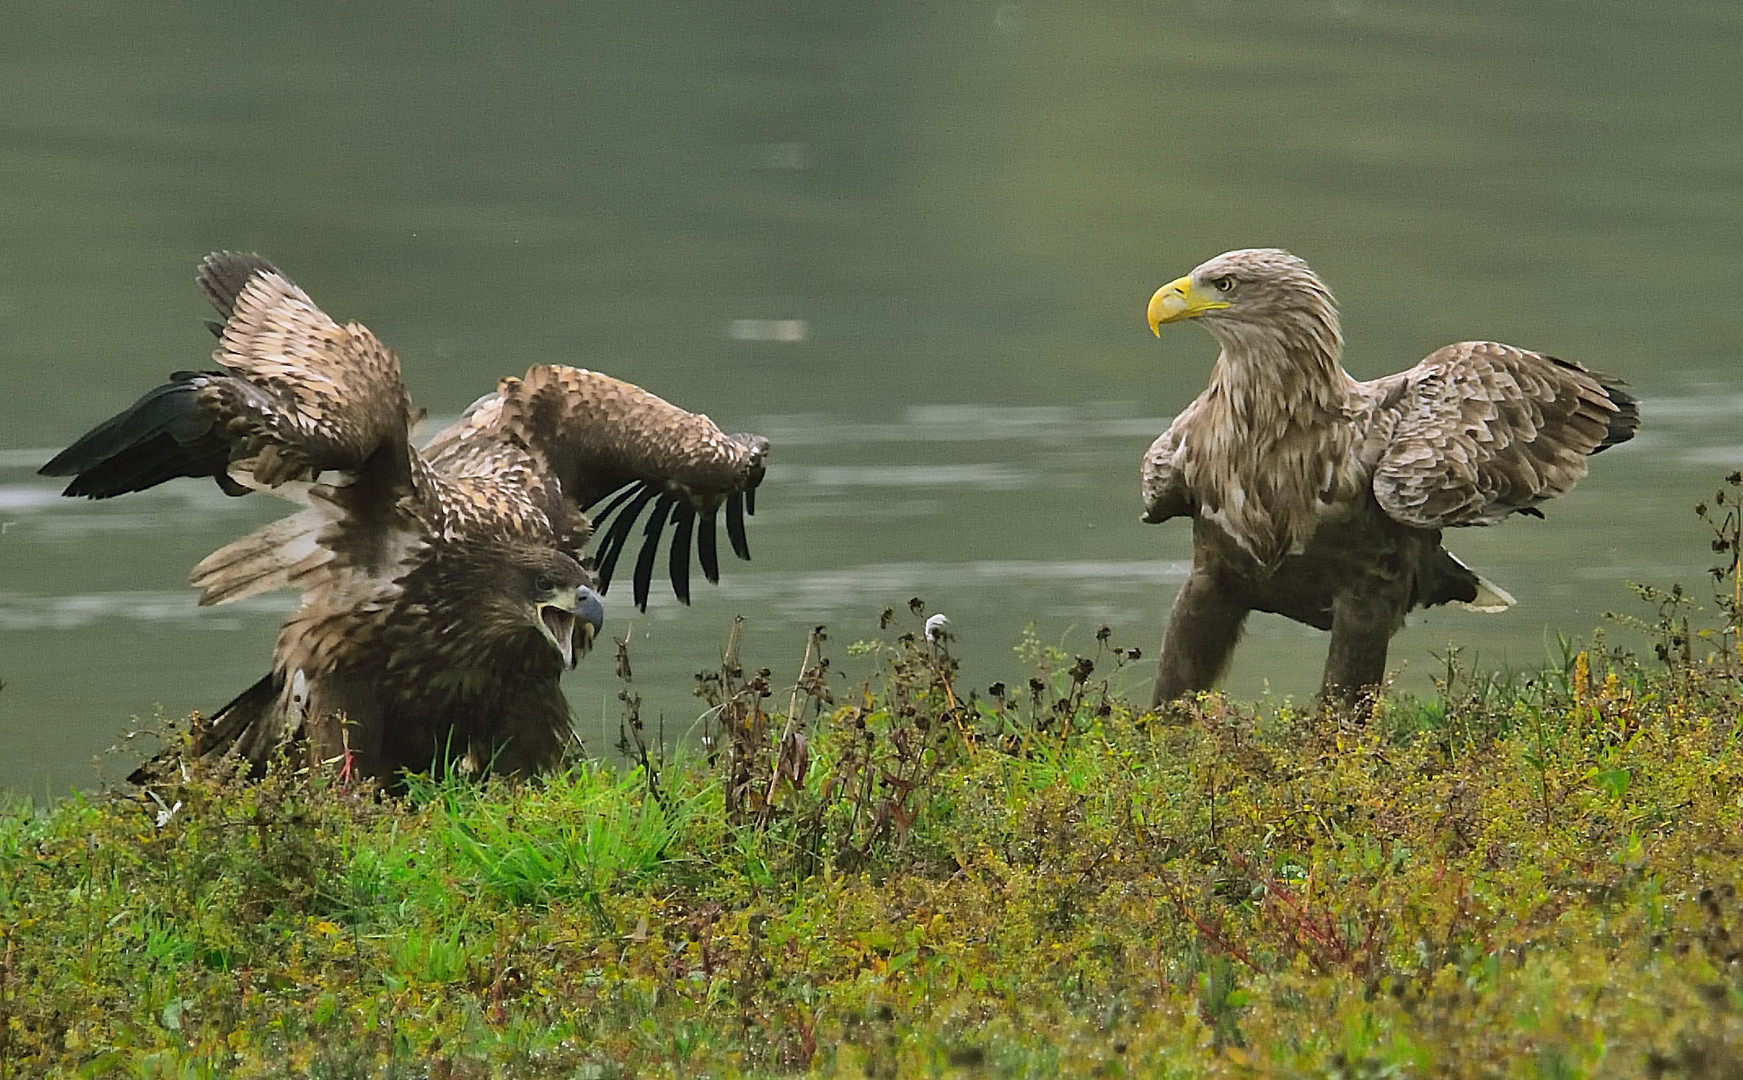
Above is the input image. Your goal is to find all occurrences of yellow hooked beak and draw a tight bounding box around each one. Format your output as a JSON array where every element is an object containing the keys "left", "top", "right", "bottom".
[{"left": 1147, "top": 275, "right": 1229, "bottom": 336}]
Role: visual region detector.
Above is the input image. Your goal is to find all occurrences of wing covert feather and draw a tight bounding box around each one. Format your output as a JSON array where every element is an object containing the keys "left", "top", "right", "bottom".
[
  {"left": 423, "top": 365, "right": 768, "bottom": 607},
  {"left": 426, "top": 365, "right": 766, "bottom": 507},
  {"left": 1141, "top": 420, "right": 1193, "bottom": 524},
  {"left": 1369, "top": 341, "right": 1637, "bottom": 528},
  {"left": 200, "top": 253, "right": 416, "bottom": 486}
]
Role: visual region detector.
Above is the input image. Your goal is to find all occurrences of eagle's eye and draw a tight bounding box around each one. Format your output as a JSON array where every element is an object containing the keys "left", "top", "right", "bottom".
[
  {"left": 535, "top": 573, "right": 557, "bottom": 593},
  {"left": 1211, "top": 276, "right": 1236, "bottom": 293}
]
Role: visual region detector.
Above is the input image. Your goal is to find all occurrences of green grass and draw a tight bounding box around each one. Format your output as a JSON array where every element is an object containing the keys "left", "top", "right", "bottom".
[{"left": 6, "top": 477, "right": 1743, "bottom": 1077}]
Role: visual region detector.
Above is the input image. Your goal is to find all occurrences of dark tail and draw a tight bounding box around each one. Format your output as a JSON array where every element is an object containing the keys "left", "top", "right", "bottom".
[
  {"left": 38, "top": 373, "right": 241, "bottom": 498},
  {"left": 1592, "top": 378, "right": 1640, "bottom": 454},
  {"left": 128, "top": 673, "right": 280, "bottom": 784}
]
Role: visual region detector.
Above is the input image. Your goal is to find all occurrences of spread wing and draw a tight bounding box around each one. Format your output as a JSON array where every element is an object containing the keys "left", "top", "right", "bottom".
[
  {"left": 42, "top": 252, "right": 417, "bottom": 496},
  {"left": 41, "top": 252, "right": 425, "bottom": 603},
  {"left": 1366, "top": 341, "right": 1638, "bottom": 528},
  {"left": 422, "top": 365, "right": 768, "bottom": 611}
]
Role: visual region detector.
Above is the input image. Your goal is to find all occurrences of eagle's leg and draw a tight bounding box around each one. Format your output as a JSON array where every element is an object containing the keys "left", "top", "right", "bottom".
[
  {"left": 1151, "top": 571, "right": 1249, "bottom": 708},
  {"left": 301, "top": 672, "right": 384, "bottom": 779},
  {"left": 1319, "top": 595, "right": 1400, "bottom": 708}
]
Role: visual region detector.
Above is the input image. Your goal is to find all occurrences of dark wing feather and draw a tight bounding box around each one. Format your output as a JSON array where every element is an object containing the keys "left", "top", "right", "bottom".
[
  {"left": 667, "top": 501, "right": 696, "bottom": 604},
  {"left": 725, "top": 491, "right": 751, "bottom": 561},
  {"left": 43, "top": 253, "right": 416, "bottom": 499},
  {"left": 40, "top": 373, "right": 241, "bottom": 498},
  {"left": 588, "top": 480, "right": 646, "bottom": 531},
  {"left": 1367, "top": 341, "right": 1638, "bottom": 529},
  {"left": 45, "top": 253, "right": 427, "bottom": 606},
  {"left": 422, "top": 365, "right": 768, "bottom": 603},
  {"left": 632, "top": 493, "right": 679, "bottom": 611},
  {"left": 591, "top": 483, "right": 662, "bottom": 594},
  {"left": 697, "top": 508, "right": 721, "bottom": 584}
]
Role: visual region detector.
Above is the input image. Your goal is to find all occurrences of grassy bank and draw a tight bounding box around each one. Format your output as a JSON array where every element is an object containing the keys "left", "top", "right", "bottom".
[
  {"left": 6, "top": 474, "right": 1743, "bottom": 1077},
  {"left": 3, "top": 624, "right": 1741, "bottom": 1078}
]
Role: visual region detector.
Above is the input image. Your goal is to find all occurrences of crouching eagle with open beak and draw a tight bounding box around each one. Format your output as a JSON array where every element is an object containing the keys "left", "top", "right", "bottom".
[{"left": 42, "top": 253, "right": 767, "bottom": 783}]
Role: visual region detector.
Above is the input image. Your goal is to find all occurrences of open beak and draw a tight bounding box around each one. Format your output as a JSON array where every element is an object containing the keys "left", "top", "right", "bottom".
[
  {"left": 1147, "top": 275, "right": 1228, "bottom": 336},
  {"left": 574, "top": 586, "right": 603, "bottom": 663},
  {"left": 537, "top": 604, "right": 577, "bottom": 668},
  {"left": 537, "top": 586, "right": 605, "bottom": 670}
]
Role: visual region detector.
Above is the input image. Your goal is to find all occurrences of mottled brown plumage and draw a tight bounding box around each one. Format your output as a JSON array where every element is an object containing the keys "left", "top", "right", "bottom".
[
  {"left": 1141, "top": 248, "right": 1637, "bottom": 707},
  {"left": 42, "top": 253, "right": 768, "bottom": 782}
]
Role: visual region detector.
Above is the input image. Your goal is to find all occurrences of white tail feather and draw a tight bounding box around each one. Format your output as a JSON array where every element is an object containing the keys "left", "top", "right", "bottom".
[{"left": 1447, "top": 553, "right": 1516, "bottom": 613}]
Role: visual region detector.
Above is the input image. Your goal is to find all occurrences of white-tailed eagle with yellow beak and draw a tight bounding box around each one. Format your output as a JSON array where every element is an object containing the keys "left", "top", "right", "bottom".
[{"left": 1139, "top": 248, "right": 1637, "bottom": 707}]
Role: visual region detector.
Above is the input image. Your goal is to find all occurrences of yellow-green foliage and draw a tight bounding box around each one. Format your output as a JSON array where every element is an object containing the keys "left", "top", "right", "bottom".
[{"left": 4, "top": 610, "right": 1743, "bottom": 1076}]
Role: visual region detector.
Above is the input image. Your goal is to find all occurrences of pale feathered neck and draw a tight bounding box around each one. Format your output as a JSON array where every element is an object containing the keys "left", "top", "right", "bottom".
[
  {"left": 1201, "top": 304, "right": 1355, "bottom": 421},
  {"left": 1175, "top": 269, "right": 1367, "bottom": 566}
]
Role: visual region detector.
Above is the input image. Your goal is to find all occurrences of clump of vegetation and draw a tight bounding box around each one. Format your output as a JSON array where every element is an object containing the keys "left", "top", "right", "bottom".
[{"left": 5, "top": 482, "right": 1743, "bottom": 1077}]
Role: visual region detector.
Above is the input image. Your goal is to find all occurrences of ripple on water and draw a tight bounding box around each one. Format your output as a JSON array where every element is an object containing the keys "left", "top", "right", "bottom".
[
  {"left": 0, "top": 591, "right": 293, "bottom": 632},
  {"left": 750, "top": 406, "right": 1170, "bottom": 447},
  {"left": 713, "top": 559, "right": 1190, "bottom": 618}
]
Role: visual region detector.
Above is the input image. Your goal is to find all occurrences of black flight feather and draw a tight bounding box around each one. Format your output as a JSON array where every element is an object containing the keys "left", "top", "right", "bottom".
[
  {"left": 1594, "top": 383, "right": 1640, "bottom": 453},
  {"left": 39, "top": 377, "right": 230, "bottom": 498},
  {"left": 593, "top": 484, "right": 660, "bottom": 593},
  {"left": 631, "top": 493, "right": 678, "bottom": 611},
  {"left": 697, "top": 510, "right": 720, "bottom": 584},
  {"left": 726, "top": 491, "right": 751, "bottom": 561},
  {"left": 585, "top": 480, "right": 643, "bottom": 525},
  {"left": 667, "top": 501, "right": 696, "bottom": 605}
]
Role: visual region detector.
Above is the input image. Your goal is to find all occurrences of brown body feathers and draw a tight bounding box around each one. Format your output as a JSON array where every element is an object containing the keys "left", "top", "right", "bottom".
[{"left": 42, "top": 253, "right": 768, "bottom": 782}]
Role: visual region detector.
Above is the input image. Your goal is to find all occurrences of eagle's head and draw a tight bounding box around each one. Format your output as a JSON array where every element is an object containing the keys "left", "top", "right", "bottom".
[
  {"left": 1146, "top": 248, "right": 1342, "bottom": 361},
  {"left": 476, "top": 544, "right": 603, "bottom": 670}
]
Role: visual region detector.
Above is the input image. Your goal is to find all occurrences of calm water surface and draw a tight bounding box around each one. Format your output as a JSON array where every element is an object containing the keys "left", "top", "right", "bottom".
[{"left": 2, "top": 2, "right": 1739, "bottom": 795}]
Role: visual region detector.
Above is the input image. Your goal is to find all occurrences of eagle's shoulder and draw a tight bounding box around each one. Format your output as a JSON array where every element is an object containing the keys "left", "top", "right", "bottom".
[{"left": 1141, "top": 405, "right": 1199, "bottom": 524}]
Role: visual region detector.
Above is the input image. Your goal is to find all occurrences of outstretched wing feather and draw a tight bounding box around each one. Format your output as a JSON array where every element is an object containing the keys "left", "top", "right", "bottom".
[
  {"left": 667, "top": 501, "right": 696, "bottom": 604},
  {"left": 191, "top": 253, "right": 416, "bottom": 484},
  {"left": 588, "top": 481, "right": 644, "bottom": 529},
  {"left": 1369, "top": 341, "right": 1638, "bottom": 529},
  {"left": 44, "top": 254, "right": 425, "bottom": 608},
  {"left": 592, "top": 484, "right": 661, "bottom": 593},
  {"left": 632, "top": 493, "right": 678, "bottom": 611},
  {"left": 421, "top": 365, "right": 767, "bottom": 602},
  {"left": 726, "top": 491, "right": 751, "bottom": 561},
  {"left": 697, "top": 510, "right": 720, "bottom": 585}
]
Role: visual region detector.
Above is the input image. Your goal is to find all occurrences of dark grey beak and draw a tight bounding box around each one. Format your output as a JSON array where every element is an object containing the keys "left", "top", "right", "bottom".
[{"left": 574, "top": 585, "right": 604, "bottom": 663}]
